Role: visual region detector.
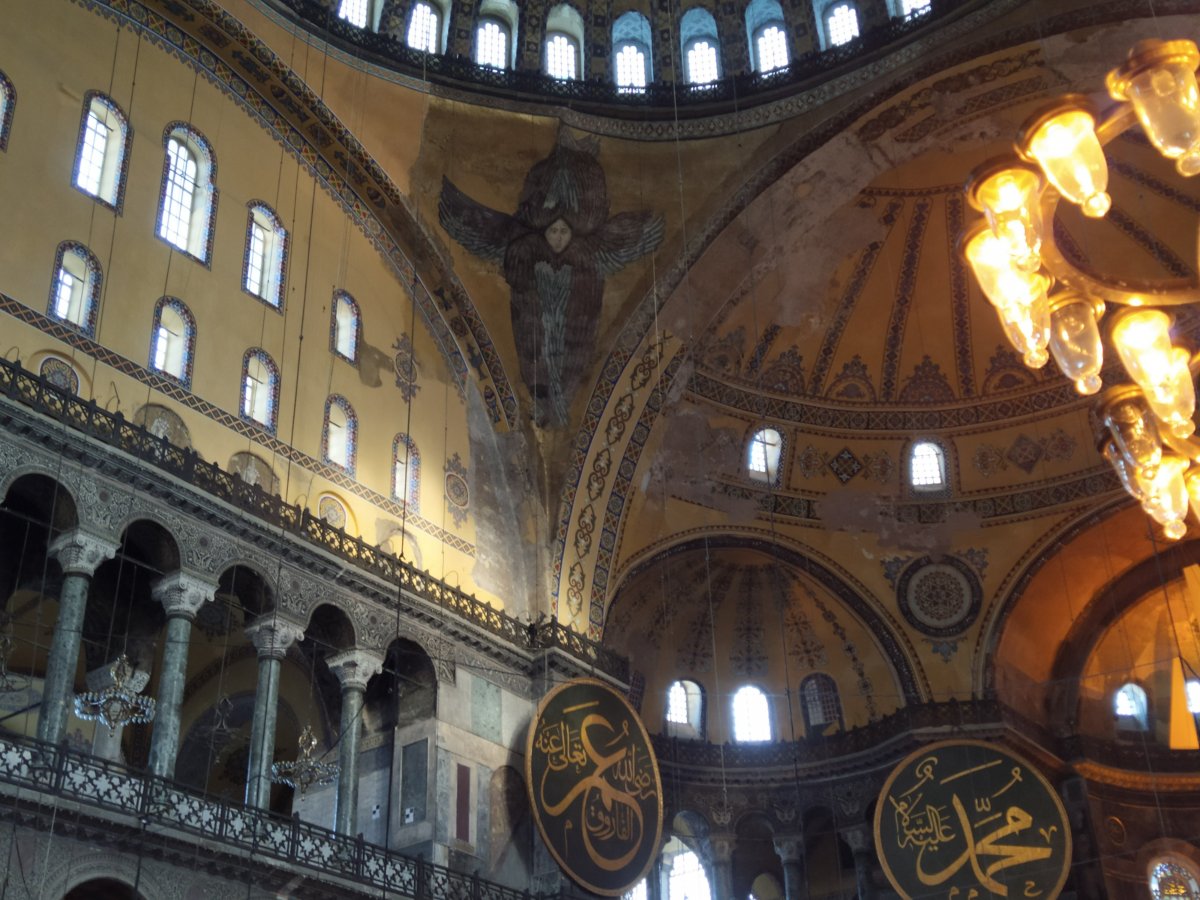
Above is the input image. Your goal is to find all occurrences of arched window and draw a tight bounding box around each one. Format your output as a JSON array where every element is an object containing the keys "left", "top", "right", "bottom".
[
  {"left": 475, "top": 1, "right": 518, "bottom": 69},
  {"left": 149, "top": 297, "right": 196, "bottom": 387},
  {"left": 393, "top": 433, "right": 421, "bottom": 510},
  {"left": 665, "top": 839, "right": 712, "bottom": 900},
  {"left": 612, "top": 11, "right": 652, "bottom": 91},
  {"left": 0, "top": 70, "right": 14, "bottom": 151},
  {"left": 241, "top": 349, "right": 280, "bottom": 432},
  {"left": 48, "top": 242, "right": 102, "bottom": 336},
  {"left": 243, "top": 202, "right": 287, "bottom": 308},
  {"left": 324, "top": 395, "right": 358, "bottom": 474},
  {"left": 748, "top": 427, "right": 783, "bottom": 483},
  {"left": 665, "top": 679, "right": 704, "bottom": 738},
  {"left": 331, "top": 290, "right": 361, "bottom": 362},
  {"left": 891, "top": 0, "right": 931, "bottom": 18},
  {"left": 545, "top": 5, "right": 584, "bottom": 81},
  {"left": 732, "top": 685, "right": 771, "bottom": 742},
  {"left": 157, "top": 124, "right": 217, "bottom": 264},
  {"left": 407, "top": 1, "right": 445, "bottom": 52},
  {"left": 800, "top": 673, "right": 843, "bottom": 734},
  {"left": 338, "top": 0, "right": 375, "bottom": 29},
  {"left": 1150, "top": 857, "right": 1200, "bottom": 900},
  {"left": 1187, "top": 678, "right": 1200, "bottom": 714},
  {"left": 909, "top": 439, "right": 946, "bottom": 491},
  {"left": 746, "top": 0, "right": 789, "bottom": 73},
  {"left": 680, "top": 8, "right": 721, "bottom": 85},
  {"left": 1114, "top": 682, "right": 1149, "bottom": 731},
  {"left": 73, "top": 93, "right": 131, "bottom": 210},
  {"left": 820, "top": 2, "right": 860, "bottom": 48}
]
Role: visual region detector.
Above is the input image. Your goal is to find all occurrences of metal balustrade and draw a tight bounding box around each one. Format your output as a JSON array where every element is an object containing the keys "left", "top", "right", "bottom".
[
  {"left": 0, "top": 355, "right": 627, "bottom": 681},
  {"left": 0, "top": 732, "right": 533, "bottom": 900}
]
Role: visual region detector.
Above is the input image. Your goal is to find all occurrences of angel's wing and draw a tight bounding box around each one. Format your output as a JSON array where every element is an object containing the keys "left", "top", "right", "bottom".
[
  {"left": 438, "top": 177, "right": 522, "bottom": 263},
  {"left": 592, "top": 211, "right": 665, "bottom": 276}
]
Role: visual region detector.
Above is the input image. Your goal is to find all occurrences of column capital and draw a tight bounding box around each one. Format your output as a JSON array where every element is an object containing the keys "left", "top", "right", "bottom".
[
  {"left": 840, "top": 823, "right": 873, "bottom": 853},
  {"left": 708, "top": 832, "right": 736, "bottom": 864},
  {"left": 326, "top": 648, "right": 384, "bottom": 692},
  {"left": 48, "top": 529, "right": 119, "bottom": 577},
  {"left": 773, "top": 834, "right": 805, "bottom": 863},
  {"left": 151, "top": 571, "right": 217, "bottom": 619},
  {"left": 244, "top": 615, "right": 306, "bottom": 659}
]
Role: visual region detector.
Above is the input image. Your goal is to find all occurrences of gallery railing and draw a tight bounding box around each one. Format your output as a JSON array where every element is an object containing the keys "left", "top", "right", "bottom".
[
  {"left": 273, "top": 0, "right": 968, "bottom": 113},
  {"left": 0, "top": 356, "right": 628, "bottom": 681},
  {"left": 0, "top": 732, "right": 533, "bottom": 899}
]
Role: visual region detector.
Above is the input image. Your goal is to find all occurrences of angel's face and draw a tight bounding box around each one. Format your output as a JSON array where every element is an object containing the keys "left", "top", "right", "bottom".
[{"left": 544, "top": 219, "right": 572, "bottom": 254}]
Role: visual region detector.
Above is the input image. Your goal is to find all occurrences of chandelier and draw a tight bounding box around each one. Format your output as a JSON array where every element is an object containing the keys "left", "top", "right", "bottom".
[
  {"left": 0, "top": 634, "right": 27, "bottom": 693},
  {"left": 270, "top": 725, "right": 338, "bottom": 794},
  {"left": 74, "top": 654, "right": 156, "bottom": 734},
  {"left": 962, "top": 39, "right": 1200, "bottom": 540}
]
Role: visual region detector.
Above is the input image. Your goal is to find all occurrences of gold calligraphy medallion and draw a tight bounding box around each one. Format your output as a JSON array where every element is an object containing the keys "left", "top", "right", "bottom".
[
  {"left": 526, "top": 678, "right": 664, "bottom": 896},
  {"left": 874, "top": 740, "right": 1072, "bottom": 900}
]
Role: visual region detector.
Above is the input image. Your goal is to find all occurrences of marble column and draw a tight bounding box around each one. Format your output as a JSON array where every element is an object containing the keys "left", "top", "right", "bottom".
[
  {"left": 243, "top": 616, "right": 306, "bottom": 809},
  {"left": 147, "top": 572, "right": 215, "bottom": 778},
  {"left": 841, "top": 825, "right": 876, "bottom": 900},
  {"left": 774, "top": 834, "right": 806, "bottom": 900},
  {"left": 708, "top": 833, "right": 736, "bottom": 900},
  {"left": 38, "top": 529, "right": 118, "bottom": 745},
  {"left": 85, "top": 658, "right": 150, "bottom": 762},
  {"left": 326, "top": 648, "right": 383, "bottom": 836}
]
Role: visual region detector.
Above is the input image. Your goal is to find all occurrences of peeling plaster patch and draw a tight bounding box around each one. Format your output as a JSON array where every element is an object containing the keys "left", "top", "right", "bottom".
[{"left": 818, "top": 490, "right": 983, "bottom": 556}]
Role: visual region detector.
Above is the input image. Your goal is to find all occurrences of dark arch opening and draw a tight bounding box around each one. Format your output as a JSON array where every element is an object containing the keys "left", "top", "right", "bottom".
[
  {"left": 63, "top": 878, "right": 145, "bottom": 899},
  {"left": 363, "top": 638, "right": 437, "bottom": 732}
]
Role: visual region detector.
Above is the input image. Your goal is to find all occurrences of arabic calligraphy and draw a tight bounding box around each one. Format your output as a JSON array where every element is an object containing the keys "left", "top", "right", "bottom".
[
  {"left": 875, "top": 741, "right": 1072, "bottom": 900},
  {"left": 526, "top": 679, "right": 663, "bottom": 897}
]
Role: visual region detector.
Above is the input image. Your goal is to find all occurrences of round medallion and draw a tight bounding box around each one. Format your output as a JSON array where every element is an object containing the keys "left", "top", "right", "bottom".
[
  {"left": 874, "top": 739, "right": 1072, "bottom": 900},
  {"left": 526, "top": 678, "right": 663, "bottom": 896},
  {"left": 446, "top": 471, "right": 469, "bottom": 509},
  {"left": 896, "top": 556, "right": 981, "bottom": 637}
]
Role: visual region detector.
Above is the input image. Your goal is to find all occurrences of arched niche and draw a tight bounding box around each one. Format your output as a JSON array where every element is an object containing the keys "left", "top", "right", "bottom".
[{"left": 363, "top": 637, "right": 437, "bottom": 732}]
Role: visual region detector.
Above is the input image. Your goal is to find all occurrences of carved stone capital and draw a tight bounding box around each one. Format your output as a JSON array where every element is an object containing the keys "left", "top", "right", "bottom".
[
  {"left": 773, "top": 835, "right": 805, "bottom": 863},
  {"left": 244, "top": 616, "right": 306, "bottom": 659},
  {"left": 326, "top": 648, "right": 384, "bottom": 693},
  {"left": 840, "top": 823, "right": 872, "bottom": 853},
  {"left": 48, "top": 529, "right": 118, "bottom": 577},
  {"left": 709, "top": 833, "right": 736, "bottom": 865},
  {"left": 150, "top": 571, "right": 217, "bottom": 620}
]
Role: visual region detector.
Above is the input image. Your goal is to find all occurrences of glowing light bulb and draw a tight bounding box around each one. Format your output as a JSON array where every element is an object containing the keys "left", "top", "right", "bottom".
[
  {"left": 1021, "top": 106, "right": 1111, "bottom": 217},
  {"left": 1137, "top": 453, "right": 1190, "bottom": 539},
  {"left": 1108, "top": 40, "right": 1200, "bottom": 176},
  {"left": 963, "top": 224, "right": 1051, "bottom": 320},
  {"left": 967, "top": 162, "right": 1044, "bottom": 272},
  {"left": 1112, "top": 310, "right": 1196, "bottom": 437}
]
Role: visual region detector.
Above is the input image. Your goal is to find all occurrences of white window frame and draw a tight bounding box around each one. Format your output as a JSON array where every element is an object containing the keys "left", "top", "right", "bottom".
[
  {"left": 614, "top": 42, "right": 648, "bottom": 92},
  {"left": 665, "top": 679, "right": 703, "bottom": 738},
  {"left": 1114, "top": 681, "right": 1149, "bottom": 731},
  {"left": 685, "top": 39, "right": 720, "bottom": 85},
  {"left": 332, "top": 291, "right": 361, "bottom": 362},
  {"left": 243, "top": 203, "right": 286, "bottom": 308},
  {"left": 407, "top": 0, "right": 442, "bottom": 52},
  {"left": 819, "top": 1, "right": 861, "bottom": 49},
  {"left": 337, "top": 0, "right": 375, "bottom": 29},
  {"left": 242, "top": 350, "right": 278, "bottom": 432},
  {"left": 150, "top": 298, "right": 194, "bottom": 385},
  {"left": 545, "top": 32, "right": 579, "bottom": 80},
  {"left": 74, "top": 94, "right": 129, "bottom": 209},
  {"left": 325, "top": 396, "right": 356, "bottom": 473},
  {"left": 49, "top": 244, "right": 100, "bottom": 334},
  {"left": 157, "top": 126, "right": 216, "bottom": 264},
  {"left": 754, "top": 23, "right": 790, "bottom": 73},
  {"left": 889, "top": 0, "right": 932, "bottom": 19},
  {"left": 909, "top": 439, "right": 947, "bottom": 492}
]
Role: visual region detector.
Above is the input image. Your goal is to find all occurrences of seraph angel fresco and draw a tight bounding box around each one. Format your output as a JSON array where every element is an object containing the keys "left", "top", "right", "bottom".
[{"left": 439, "top": 131, "right": 664, "bottom": 426}]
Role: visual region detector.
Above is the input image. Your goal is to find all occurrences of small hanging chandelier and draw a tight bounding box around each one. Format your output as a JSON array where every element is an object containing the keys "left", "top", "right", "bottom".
[
  {"left": 961, "top": 39, "right": 1200, "bottom": 540},
  {"left": 270, "top": 725, "right": 338, "bottom": 794},
  {"left": 74, "top": 654, "right": 156, "bottom": 734},
  {"left": 0, "top": 633, "right": 26, "bottom": 694}
]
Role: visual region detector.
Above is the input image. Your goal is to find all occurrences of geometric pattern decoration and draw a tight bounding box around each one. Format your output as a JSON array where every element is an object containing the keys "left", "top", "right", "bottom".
[
  {"left": 39, "top": 356, "right": 79, "bottom": 394},
  {"left": 895, "top": 555, "right": 982, "bottom": 638},
  {"left": 444, "top": 451, "right": 469, "bottom": 527}
]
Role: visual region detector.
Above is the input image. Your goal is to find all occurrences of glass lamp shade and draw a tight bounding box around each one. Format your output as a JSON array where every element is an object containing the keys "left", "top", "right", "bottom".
[
  {"left": 962, "top": 223, "right": 1051, "bottom": 317},
  {"left": 1185, "top": 467, "right": 1200, "bottom": 522},
  {"left": 1108, "top": 40, "right": 1200, "bottom": 176},
  {"left": 1019, "top": 104, "right": 1111, "bottom": 217},
  {"left": 967, "top": 161, "right": 1044, "bottom": 272},
  {"left": 1137, "top": 453, "right": 1190, "bottom": 539},
  {"left": 1104, "top": 440, "right": 1146, "bottom": 501},
  {"left": 1102, "top": 388, "right": 1163, "bottom": 479},
  {"left": 1112, "top": 310, "right": 1196, "bottom": 437},
  {"left": 999, "top": 299, "right": 1051, "bottom": 369},
  {"left": 1048, "top": 292, "right": 1104, "bottom": 394}
]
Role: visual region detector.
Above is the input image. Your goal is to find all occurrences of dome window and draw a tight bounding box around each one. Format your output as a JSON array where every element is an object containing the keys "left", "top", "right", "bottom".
[
  {"left": 243, "top": 203, "right": 287, "bottom": 309},
  {"left": 680, "top": 8, "right": 721, "bottom": 86},
  {"left": 73, "top": 93, "right": 131, "bottom": 210},
  {"left": 157, "top": 125, "right": 217, "bottom": 264},
  {"left": 1114, "top": 681, "right": 1148, "bottom": 731},
  {"left": 331, "top": 290, "right": 361, "bottom": 363},
  {"left": 150, "top": 297, "right": 196, "bottom": 387},
  {"left": 407, "top": 1, "right": 442, "bottom": 52},
  {"left": 337, "top": 0, "right": 374, "bottom": 29},
  {"left": 1150, "top": 857, "right": 1200, "bottom": 900},
  {"left": 746, "top": 0, "right": 790, "bottom": 73},
  {"left": 909, "top": 440, "right": 946, "bottom": 491},
  {"left": 612, "top": 11, "right": 652, "bottom": 91},
  {"left": 821, "top": 2, "right": 860, "bottom": 48},
  {"left": 732, "top": 684, "right": 771, "bottom": 742},
  {"left": 748, "top": 427, "right": 783, "bottom": 483},
  {"left": 665, "top": 679, "right": 704, "bottom": 738},
  {"left": 801, "top": 673, "right": 843, "bottom": 733},
  {"left": 393, "top": 433, "right": 421, "bottom": 509},
  {"left": 241, "top": 349, "right": 280, "bottom": 433},
  {"left": 324, "top": 395, "right": 358, "bottom": 475}
]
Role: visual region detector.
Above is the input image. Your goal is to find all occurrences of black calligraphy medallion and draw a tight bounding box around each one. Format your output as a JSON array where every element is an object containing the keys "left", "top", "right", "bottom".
[
  {"left": 526, "top": 678, "right": 663, "bottom": 896},
  {"left": 874, "top": 740, "right": 1072, "bottom": 900}
]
